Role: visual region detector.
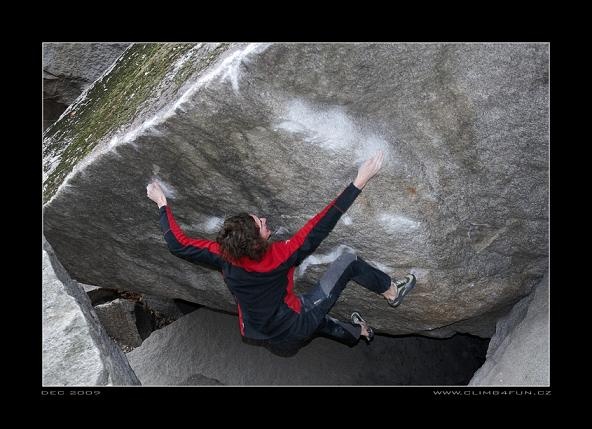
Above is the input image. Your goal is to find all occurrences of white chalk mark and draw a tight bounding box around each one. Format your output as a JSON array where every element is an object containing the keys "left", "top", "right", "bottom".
[
  {"left": 341, "top": 214, "right": 353, "bottom": 226},
  {"left": 275, "top": 98, "right": 395, "bottom": 168},
  {"left": 276, "top": 100, "right": 355, "bottom": 151},
  {"left": 170, "top": 44, "right": 203, "bottom": 77},
  {"left": 189, "top": 216, "right": 224, "bottom": 234},
  {"left": 204, "top": 216, "right": 224, "bottom": 233},
  {"left": 378, "top": 213, "right": 420, "bottom": 233}
]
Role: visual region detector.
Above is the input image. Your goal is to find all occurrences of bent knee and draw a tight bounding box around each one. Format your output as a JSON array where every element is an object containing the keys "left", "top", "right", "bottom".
[{"left": 335, "top": 251, "right": 357, "bottom": 265}]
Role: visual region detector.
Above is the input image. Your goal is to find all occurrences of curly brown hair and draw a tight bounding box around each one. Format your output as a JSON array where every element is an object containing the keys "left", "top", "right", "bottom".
[{"left": 216, "top": 212, "right": 269, "bottom": 262}]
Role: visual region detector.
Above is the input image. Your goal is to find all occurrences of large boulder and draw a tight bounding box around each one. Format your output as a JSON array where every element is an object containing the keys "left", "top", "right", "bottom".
[
  {"left": 127, "top": 307, "right": 488, "bottom": 385},
  {"left": 469, "top": 273, "right": 549, "bottom": 385},
  {"left": 42, "top": 238, "right": 140, "bottom": 386},
  {"left": 43, "top": 43, "right": 549, "bottom": 338}
]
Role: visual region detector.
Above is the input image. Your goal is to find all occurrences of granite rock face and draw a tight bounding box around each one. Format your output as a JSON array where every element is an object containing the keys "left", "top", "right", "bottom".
[
  {"left": 127, "top": 308, "right": 488, "bottom": 385},
  {"left": 93, "top": 299, "right": 146, "bottom": 348},
  {"left": 43, "top": 42, "right": 130, "bottom": 129},
  {"left": 42, "top": 238, "right": 140, "bottom": 386},
  {"left": 469, "top": 273, "right": 549, "bottom": 385},
  {"left": 43, "top": 43, "right": 549, "bottom": 337}
]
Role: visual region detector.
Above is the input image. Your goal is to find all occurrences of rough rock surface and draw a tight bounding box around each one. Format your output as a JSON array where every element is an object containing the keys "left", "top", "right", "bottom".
[
  {"left": 141, "top": 294, "right": 187, "bottom": 320},
  {"left": 43, "top": 43, "right": 549, "bottom": 338},
  {"left": 43, "top": 43, "right": 130, "bottom": 129},
  {"left": 93, "top": 299, "right": 146, "bottom": 348},
  {"left": 81, "top": 284, "right": 119, "bottom": 305},
  {"left": 42, "top": 238, "right": 140, "bottom": 386},
  {"left": 469, "top": 273, "right": 549, "bottom": 385},
  {"left": 127, "top": 308, "right": 488, "bottom": 385}
]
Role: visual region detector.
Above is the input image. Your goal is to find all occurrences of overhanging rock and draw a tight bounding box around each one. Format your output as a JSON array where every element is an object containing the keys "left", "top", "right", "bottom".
[{"left": 43, "top": 43, "right": 549, "bottom": 337}]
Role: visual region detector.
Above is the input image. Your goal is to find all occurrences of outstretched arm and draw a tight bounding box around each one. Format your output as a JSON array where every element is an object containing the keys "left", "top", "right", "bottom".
[
  {"left": 147, "top": 180, "right": 224, "bottom": 270},
  {"left": 284, "top": 151, "right": 384, "bottom": 265}
]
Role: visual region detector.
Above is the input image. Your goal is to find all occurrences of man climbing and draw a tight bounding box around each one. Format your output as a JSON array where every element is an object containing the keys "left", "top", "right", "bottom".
[{"left": 146, "top": 151, "right": 416, "bottom": 357}]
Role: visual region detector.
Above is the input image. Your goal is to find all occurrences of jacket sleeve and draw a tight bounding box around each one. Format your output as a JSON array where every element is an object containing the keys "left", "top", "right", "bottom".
[
  {"left": 283, "top": 182, "right": 362, "bottom": 266},
  {"left": 159, "top": 205, "right": 225, "bottom": 270}
]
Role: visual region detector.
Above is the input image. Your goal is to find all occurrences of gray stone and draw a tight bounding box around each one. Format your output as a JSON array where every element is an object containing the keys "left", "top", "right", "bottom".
[
  {"left": 42, "top": 238, "right": 140, "bottom": 386},
  {"left": 43, "top": 43, "right": 549, "bottom": 337},
  {"left": 141, "top": 294, "right": 186, "bottom": 320},
  {"left": 43, "top": 43, "right": 130, "bottom": 102},
  {"left": 43, "top": 42, "right": 130, "bottom": 99},
  {"left": 81, "top": 283, "right": 120, "bottom": 305},
  {"left": 43, "top": 43, "right": 130, "bottom": 128},
  {"left": 127, "top": 307, "right": 487, "bottom": 385},
  {"left": 94, "top": 299, "right": 145, "bottom": 348},
  {"left": 469, "top": 273, "right": 549, "bottom": 385}
]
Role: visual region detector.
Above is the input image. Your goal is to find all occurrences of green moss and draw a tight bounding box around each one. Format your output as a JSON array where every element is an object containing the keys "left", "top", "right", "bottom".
[
  {"left": 172, "top": 43, "right": 230, "bottom": 86},
  {"left": 43, "top": 42, "right": 231, "bottom": 203}
]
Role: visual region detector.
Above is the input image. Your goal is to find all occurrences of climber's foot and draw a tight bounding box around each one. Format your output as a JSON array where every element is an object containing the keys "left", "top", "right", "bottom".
[
  {"left": 351, "top": 311, "right": 374, "bottom": 344},
  {"left": 386, "top": 274, "right": 417, "bottom": 308}
]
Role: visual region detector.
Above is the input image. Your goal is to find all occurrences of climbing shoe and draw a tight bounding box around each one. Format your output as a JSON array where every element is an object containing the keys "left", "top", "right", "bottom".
[
  {"left": 387, "top": 274, "right": 417, "bottom": 308},
  {"left": 351, "top": 311, "right": 374, "bottom": 344}
]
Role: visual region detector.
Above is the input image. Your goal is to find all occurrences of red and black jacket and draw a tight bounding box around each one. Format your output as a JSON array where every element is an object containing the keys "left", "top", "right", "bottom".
[{"left": 158, "top": 182, "right": 361, "bottom": 340}]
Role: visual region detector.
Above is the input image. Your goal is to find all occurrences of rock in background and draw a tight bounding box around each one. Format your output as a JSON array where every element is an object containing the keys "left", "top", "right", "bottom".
[
  {"left": 80, "top": 286, "right": 197, "bottom": 351},
  {"left": 42, "top": 238, "right": 140, "bottom": 386},
  {"left": 127, "top": 307, "right": 488, "bottom": 385},
  {"left": 93, "top": 298, "right": 150, "bottom": 349},
  {"left": 81, "top": 284, "right": 119, "bottom": 305},
  {"left": 43, "top": 42, "right": 130, "bottom": 130},
  {"left": 469, "top": 273, "right": 549, "bottom": 385},
  {"left": 43, "top": 43, "right": 549, "bottom": 339}
]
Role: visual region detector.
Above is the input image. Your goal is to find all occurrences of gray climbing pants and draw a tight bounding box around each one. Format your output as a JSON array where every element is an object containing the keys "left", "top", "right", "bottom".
[{"left": 264, "top": 252, "right": 392, "bottom": 357}]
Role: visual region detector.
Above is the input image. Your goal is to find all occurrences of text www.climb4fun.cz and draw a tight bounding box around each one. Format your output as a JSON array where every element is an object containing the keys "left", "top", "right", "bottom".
[{"left": 433, "top": 390, "right": 551, "bottom": 396}]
